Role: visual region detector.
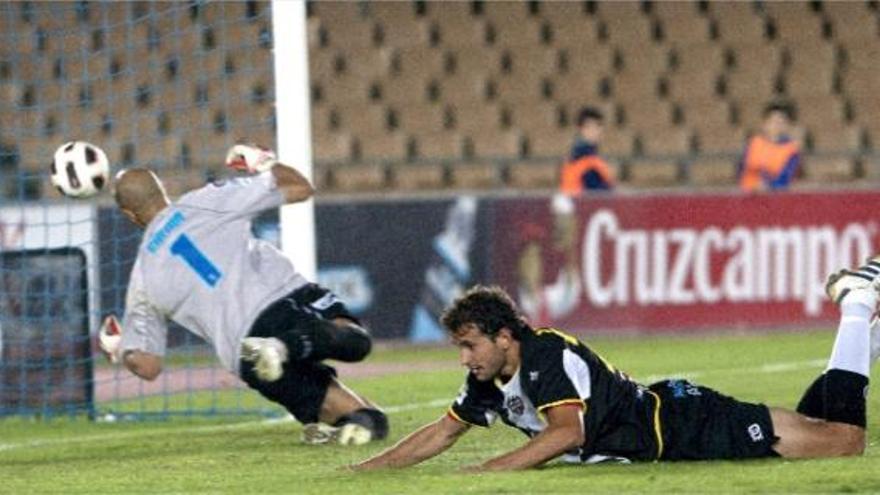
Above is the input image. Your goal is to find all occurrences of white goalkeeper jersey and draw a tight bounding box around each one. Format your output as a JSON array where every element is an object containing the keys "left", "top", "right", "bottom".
[{"left": 120, "top": 172, "right": 309, "bottom": 373}]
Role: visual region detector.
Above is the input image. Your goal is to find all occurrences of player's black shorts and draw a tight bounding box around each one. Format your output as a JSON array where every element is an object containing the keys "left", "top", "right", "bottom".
[
  {"left": 239, "top": 283, "right": 357, "bottom": 423},
  {"left": 650, "top": 379, "right": 779, "bottom": 461}
]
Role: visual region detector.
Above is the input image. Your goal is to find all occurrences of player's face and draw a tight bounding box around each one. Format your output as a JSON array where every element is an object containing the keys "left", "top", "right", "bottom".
[{"left": 452, "top": 324, "right": 509, "bottom": 382}]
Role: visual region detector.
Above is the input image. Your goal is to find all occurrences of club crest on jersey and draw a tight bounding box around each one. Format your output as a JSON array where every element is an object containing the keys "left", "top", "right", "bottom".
[
  {"left": 506, "top": 395, "right": 525, "bottom": 416},
  {"left": 529, "top": 371, "right": 540, "bottom": 382}
]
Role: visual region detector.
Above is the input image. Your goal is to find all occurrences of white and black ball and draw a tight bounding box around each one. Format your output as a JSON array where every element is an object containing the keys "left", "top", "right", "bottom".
[{"left": 50, "top": 141, "right": 110, "bottom": 198}]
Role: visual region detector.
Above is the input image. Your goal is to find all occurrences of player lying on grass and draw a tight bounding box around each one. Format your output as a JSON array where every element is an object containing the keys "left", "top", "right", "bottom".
[
  {"left": 97, "top": 144, "right": 387, "bottom": 445},
  {"left": 355, "top": 264, "right": 880, "bottom": 470}
]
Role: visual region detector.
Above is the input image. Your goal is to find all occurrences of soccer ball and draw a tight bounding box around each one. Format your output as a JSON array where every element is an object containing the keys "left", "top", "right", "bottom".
[{"left": 50, "top": 141, "right": 110, "bottom": 198}]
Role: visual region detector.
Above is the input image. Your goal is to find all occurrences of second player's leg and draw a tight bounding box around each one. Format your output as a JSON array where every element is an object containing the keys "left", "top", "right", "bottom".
[{"left": 769, "top": 408, "right": 865, "bottom": 458}]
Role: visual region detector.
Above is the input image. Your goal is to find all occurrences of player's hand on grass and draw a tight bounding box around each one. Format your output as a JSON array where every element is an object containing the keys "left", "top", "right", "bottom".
[
  {"left": 98, "top": 314, "right": 122, "bottom": 363},
  {"left": 225, "top": 143, "right": 278, "bottom": 174}
]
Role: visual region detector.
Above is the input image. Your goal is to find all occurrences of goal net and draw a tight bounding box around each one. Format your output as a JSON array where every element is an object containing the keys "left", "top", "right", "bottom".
[{"left": 0, "top": 1, "right": 286, "bottom": 420}]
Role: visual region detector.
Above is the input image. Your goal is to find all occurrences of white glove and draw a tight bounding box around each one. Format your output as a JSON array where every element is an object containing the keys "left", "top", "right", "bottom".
[
  {"left": 98, "top": 315, "right": 122, "bottom": 364},
  {"left": 225, "top": 144, "right": 278, "bottom": 174}
]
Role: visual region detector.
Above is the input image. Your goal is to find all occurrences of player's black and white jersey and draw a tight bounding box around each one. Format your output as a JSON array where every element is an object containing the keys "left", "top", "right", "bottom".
[
  {"left": 448, "top": 328, "right": 663, "bottom": 463},
  {"left": 120, "top": 172, "right": 308, "bottom": 372}
]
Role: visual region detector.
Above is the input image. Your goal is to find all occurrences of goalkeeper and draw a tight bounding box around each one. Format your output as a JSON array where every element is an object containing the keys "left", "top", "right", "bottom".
[{"left": 99, "top": 144, "right": 388, "bottom": 445}]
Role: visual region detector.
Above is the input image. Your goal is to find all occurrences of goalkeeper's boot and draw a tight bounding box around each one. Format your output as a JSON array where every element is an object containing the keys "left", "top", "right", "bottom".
[
  {"left": 240, "top": 337, "right": 288, "bottom": 382},
  {"left": 825, "top": 256, "right": 880, "bottom": 305},
  {"left": 301, "top": 422, "right": 373, "bottom": 446}
]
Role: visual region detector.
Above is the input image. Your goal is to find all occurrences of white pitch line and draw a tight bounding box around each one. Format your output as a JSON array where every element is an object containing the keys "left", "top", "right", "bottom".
[{"left": 0, "top": 358, "right": 828, "bottom": 454}]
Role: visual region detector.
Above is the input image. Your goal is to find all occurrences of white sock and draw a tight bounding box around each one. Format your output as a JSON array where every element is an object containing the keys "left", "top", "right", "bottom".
[{"left": 827, "top": 289, "right": 875, "bottom": 377}]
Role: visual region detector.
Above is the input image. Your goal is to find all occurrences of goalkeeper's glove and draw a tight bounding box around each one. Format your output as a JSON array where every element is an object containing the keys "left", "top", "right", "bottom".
[
  {"left": 225, "top": 144, "right": 278, "bottom": 174},
  {"left": 98, "top": 315, "right": 122, "bottom": 364}
]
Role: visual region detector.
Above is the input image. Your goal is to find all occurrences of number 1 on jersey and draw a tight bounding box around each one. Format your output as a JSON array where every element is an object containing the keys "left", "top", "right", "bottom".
[{"left": 170, "top": 234, "right": 222, "bottom": 287}]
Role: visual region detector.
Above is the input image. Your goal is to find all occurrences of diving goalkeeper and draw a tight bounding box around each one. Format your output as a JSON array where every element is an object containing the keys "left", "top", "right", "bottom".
[{"left": 98, "top": 144, "right": 388, "bottom": 445}]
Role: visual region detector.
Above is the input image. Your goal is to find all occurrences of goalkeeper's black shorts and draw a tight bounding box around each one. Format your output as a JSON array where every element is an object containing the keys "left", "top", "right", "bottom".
[
  {"left": 239, "top": 283, "right": 357, "bottom": 423},
  {"left": 650, "top": 379, "right": 779, "bottom": 461}
]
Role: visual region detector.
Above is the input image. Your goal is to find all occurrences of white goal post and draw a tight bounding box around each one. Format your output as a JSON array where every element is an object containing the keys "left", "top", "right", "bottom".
[{"left": 271, "top": 0, "right": 317, "bottom": 281}]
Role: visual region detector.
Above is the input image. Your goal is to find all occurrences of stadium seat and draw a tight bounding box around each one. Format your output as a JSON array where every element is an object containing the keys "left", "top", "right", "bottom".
[
  {"left": 783, "top": 67, "right": 835, "bottom": 97},
  {"left": 391, "top": 163, "right": 446, "bottom": 191},
  {"left": 432, "top": 16, "right": 488, "bottom": 48},
  {"left": 671, "top": 43, "right": 727, "bottom": 77},
  {"left": 411, "top": 131, "right": 464, "bottom": 160},
  {"left": 538, "top": 2, "right": 588, "bottom": 26},
  {"left": 808, "top": 124, "right": 864, "bottom": 155},
  {"left": 796, "top": 96, "right": 848, "bottom": 129},
  {"left": 862, "top": 155, "right": 880, "bottom": 181},
  {"left": 368, "top": 1, "right": 418, "bottom": 24},
  {"left": 375, "top": 18, "right": 432, "bottom": 49},
  {"left": 678, "top": 99, "right": 732, "bottom": 129},
  {"left": 526, "top": 128, "right": 571, "bottom": 159},
  {"left": 802, "top": 156, "right": 857, "bottom": 183},
  {"left": 343, "top": 105, "right": 392, "bottom": 135},
  {"left": 510, "top": 101, "right": 566, "bottom": 135},
  {"left": 492, "top": 74, "right": 548, "bottom": 105},
  {"left": 843, "top": 45, "right": 880, "bottom": 72},
  {"left": 665, "top": 70, "right": 722, "bottom": 101},
  {"left": 766, "top": 7, "right": 826, "bottom": 43},
  {"left": 331, "top": 163, "right": 388, "bottom": 192},
  {"left": 482, "top": 1, "right": 533, "bottom": 24},
  {"left": 453, "top": 101, "right": 504, "bottom": 133},
  {"left": 602, "top": 127, "right": 637, "bottom": 158},
  {"left": 639, "top": 128, "right": 694, "bottom": 157},
  {"left": 695, "top": 124, "right": 748, "bottom": 156},
  {"left": 334, "top": 46, "right": 395, "bottom": 80},
  {"left": 313, "top": 132, "right": 354, "bottom": 163},
  {"left": 603, "top": 16, "right": 657, "bottom": 46},
  {"left": 440, "top": 72, "right": 492, "bottom": 106},
  {"left": 354, "top": 131, "right": 410, "bottom": 162},
  {"left": 548, "top": 73, "right": 606, "bottom": 105},
  {"left": 651, "top": 1, "right": 704, "bottom": 22},
  {"left": 506, "top": 46, "right": 561, "bottom": 79},
  {"left": 449, "top": 162, "right": 500, "bottom": 190},
  {"left": 726, "top": 42, "right": 783, "bottom": 75},
  {"left": 390, "top": 47, "right": 448, "bottom": 78},
  {"left": 545, "top": 18, "right": 602, "bottom": 50},
  {"left": 506, "top": 159, "right": 559, "bottom": 190},
  {"left": 613, "top": 71, "right": 663, "bottom": 102},
  {"left": 467, "top": 129, "right": 524, "bottom": 159},
  {"left": 380, "top": 74, "right": 435, "bottom": 106},
  {"left": 616, "top": 44, "right": 671, "bottom": 76},
  {"left": 626, "top": 158, "right": 682, "bottom": 188},
  {"left": 688, "top": 157, "right": 738, "bottom": 187},
  {"left": 660, "top": 15, "right": 712, "bottom": 44},
  {"left": 316, "top": 18, "right": 376, "bottom": 50},
  {"left": 712, "top": 9, "right": 767, "bottom": 40},
  {"left": 488, "top": 20, "right": 545, "bottom": 49},
  {"left": 619, "top": 99, "right": 676, "bottom": 132},
  {"left": 841, "top": 67, "right": 880, "bottom": 100},
  {"left": 825, "top": 3, "right": 879, "bottom": 45},
  {"left": 724, "top": 72, "right": 780, "bottom": 105},
  {"left": 312, "top": 74, "right": 377, "bottom": 106},
  {"left": 394, "top": 104, "right": 451, "bottom": 135}
]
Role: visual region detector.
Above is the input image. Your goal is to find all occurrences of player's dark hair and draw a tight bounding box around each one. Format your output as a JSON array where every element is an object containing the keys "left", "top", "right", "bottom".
[
  {"left": 763, "top": 100, "right": 796, "bottom": 121},
  {"left": 576, "top": 106, "right": 604, "bottom": 127},
  {"left": 441, "top": 285, "right": 529, "bottom": 340}
]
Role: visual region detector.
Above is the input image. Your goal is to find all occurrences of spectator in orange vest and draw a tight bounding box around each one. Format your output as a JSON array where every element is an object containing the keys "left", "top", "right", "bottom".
[
  {"left": 738, "top": 101, "right": 801, "bottom": 193},
  {"left": 559, "top": 107, "right": 614, "bottom": 195}
]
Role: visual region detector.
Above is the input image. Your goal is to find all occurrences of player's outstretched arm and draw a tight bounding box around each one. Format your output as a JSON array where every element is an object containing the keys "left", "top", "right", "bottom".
[
  {"left": 271, "top": 163, "right": 314, "bottom": 204},
  {"left": 225, "top": 144, "right": 314, "bottom": 203},
  {"left": 122, "top": 350, "right": 163, "bottom": 381},
  {"left": 353, "top": 414, "right": 469, "bottom": 470},
  {"left": 475, "top": 404, "right": 585, "bottom": 471}
]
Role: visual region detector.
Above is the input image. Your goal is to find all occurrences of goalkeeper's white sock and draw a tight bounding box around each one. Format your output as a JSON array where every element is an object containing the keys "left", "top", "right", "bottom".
[{"left": 827, "top": 289, "right": 874, "bottom": 378}]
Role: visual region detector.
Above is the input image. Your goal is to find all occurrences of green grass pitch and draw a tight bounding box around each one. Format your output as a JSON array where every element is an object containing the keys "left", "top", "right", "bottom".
[{"left": 2, "top": 329, "right": 880, "bottom": 494}]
